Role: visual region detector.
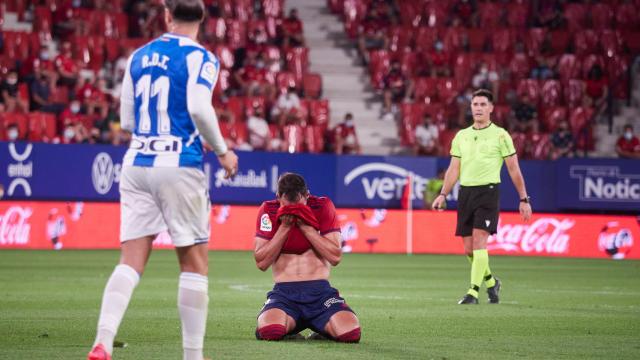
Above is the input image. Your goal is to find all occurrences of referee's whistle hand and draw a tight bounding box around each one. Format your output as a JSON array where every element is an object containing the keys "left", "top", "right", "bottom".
[{"left": 519, "top": 203, "right": 532, "bottom": 222}]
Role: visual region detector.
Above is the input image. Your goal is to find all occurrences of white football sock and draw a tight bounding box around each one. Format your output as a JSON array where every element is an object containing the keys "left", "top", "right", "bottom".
[
  {"left": 178, "top": 272, "right": 209, "bottom": 360},
  {"left": 93, "top": 264, "right": 140, "bottom": 354}
]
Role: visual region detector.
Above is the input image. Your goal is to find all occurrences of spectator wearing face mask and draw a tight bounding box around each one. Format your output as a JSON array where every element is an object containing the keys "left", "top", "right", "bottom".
[
  {"left": 334, "top": 113, "right": 361, "bottom": 155},
  {"left": 616, "top": 124, "right": 640, "bottom": 159},
  {"left": 58, "top": 100, "right": 85, "bottom": 128},
  {"left": 1, "top": 71, "right": 29, "bottom": 113},
  {"left": 425, "top": 40, "right": 452, "bottom": 78},
  {"left": 5, "top": 124, "right": 23, "bottom": 142},
  {"left": 471, "top": 61, "right": 499, "bottom": 98}
]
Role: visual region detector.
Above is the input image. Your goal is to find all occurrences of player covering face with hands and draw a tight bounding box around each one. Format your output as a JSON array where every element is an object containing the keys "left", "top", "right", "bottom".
[
  {"left": 88, "top": 1, "right": 237, "bottom": 359},
  {"left": 432, "top": 89, "right": 531, "bottom": 305},
  {"left": 253, "top": 173, "right": 361, "bottom": 343}
]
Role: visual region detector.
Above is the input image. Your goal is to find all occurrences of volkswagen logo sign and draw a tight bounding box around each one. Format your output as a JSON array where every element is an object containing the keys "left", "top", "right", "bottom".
[{"left": 92, "top": 152, "right": 115, "bottom": 195}]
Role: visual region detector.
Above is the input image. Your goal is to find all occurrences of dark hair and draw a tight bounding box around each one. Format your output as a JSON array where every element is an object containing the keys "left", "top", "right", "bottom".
[
  {"left": 624, "top": 124, "right": 633, "bottom": 131},
  {"left": 471, "top": 89, "right": 494, "bottom": 103},
  {"left": 165, "top": 0, "right": 205, "bottom": 22},
  {"left": 277, "top": 173, "right": 308, "bottom": 202}
]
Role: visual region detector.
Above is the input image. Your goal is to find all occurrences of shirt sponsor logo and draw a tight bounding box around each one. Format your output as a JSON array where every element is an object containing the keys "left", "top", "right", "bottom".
[
  {"left": 570, "top": 166, "right": 640, "bottom": 202},
  {"left": 260, "top": 214, "right": 272, "bottom": 231},
  {"left": 6, "top": 143, "right": 33, "bottom": 197},
  {"left": 92, "top": 152, "right": 121, "bottom": 195},
  {"left": 129, "top": 136, "right": 182, "bottom": 154}
]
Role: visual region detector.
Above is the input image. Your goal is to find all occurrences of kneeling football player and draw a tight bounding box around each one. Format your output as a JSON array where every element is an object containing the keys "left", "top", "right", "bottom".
[{"left": 253, "top": 173, "right": 361, "bottom": 343}]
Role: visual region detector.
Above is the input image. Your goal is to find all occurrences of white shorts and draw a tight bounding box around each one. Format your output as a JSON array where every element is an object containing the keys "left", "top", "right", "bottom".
[{"left": 119, "top": 166, "right": 210, "bottom": 247}]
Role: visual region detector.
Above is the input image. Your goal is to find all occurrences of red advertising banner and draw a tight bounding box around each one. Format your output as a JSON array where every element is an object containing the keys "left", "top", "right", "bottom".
[{"left": 1, "top": 202, "right": 638, "bottom": 259}]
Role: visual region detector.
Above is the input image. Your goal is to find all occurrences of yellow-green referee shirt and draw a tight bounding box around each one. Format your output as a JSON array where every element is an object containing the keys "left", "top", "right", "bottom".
[{"left": 450, "top": 123, "right": 516, "bottom": 186}]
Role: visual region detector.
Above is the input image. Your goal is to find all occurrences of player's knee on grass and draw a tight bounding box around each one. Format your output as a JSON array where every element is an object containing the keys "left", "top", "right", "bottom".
[
  {"left": 256, "top": 324, "right": 287, "bottom": 341},
  {"left": 335, "top": 327, "right": 361, "bottom": 343}
]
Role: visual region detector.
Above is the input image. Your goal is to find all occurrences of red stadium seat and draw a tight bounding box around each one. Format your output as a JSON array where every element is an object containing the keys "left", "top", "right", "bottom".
[
  {"left": 285, "top": 47, "right": 309, "bottom": 83},
  {"left": 399, "top": 103, "right": 420, "bottom": 129},
  {"left": 422, "top": 103, "right": 447, "bottom": 130},
  {"left": 607, "top": 55, "right": 630, "bottom": 99},
  {"left": 557, "top": 54, "right": 581, "bottom": 83},
  {"left": 542, "top": 106, "right": 567, "bottom": 132},
  {"left": 415, "top": 28, "right": 439, "bottom": 53},
  {"left": 511, "top": 132, "right": 527, "bottom": 158},
  {"left": 205, "top": 18, "right": 227, "bottom": 41},
  {"left": 549, "top": 30, "right": 571, "bottom": 54},
  {"left": 563, "top": 3, "right": 588, "bottom": 31},
  {"left": 574, "top": 30, "right": 599, "bottom": 57},
  {"left": 225, "top": 19, "right": 247, "bottom": 49},
  {"left": 442, "top": 27, "right": 464, "bottom": 53},
  {"left": 492, "top": 105, "right": 511, "bottom": 128},
  {"left": 524, "top": 28, "right": 547, "bottom": 57},
  {"left": 563, "top": 80, "right": 585, "bottom": 108},
  {"left": 516, "top": 79, "right": 541, "bottom": 104},
  {"left": 283, "top": 124, "right": 305, "bottom": 153},
  {"left": 368, "top": 49, "right": 390, "bottom": 89},
  {"left": 397, "top": 1, "right": 421, "bottom": 27},
  {"left": 262, "top": 0, "right": 284, "bottom": 18},
  {"left": 388, "top": 26, "right": 414, "bottom": 53},
  {"left": 302, "top": 73, "right": 322, "bottom": 99},
  {"left": 529, "top": 133, "right": 551, "bottom": 160},
  {"left": 438, "top": 129, "right": 457, "bottom": 157},
  {"left": 275, "top": 71, "right": 298, "bottom": 94},
  {"left": 467, "top": 30, "right": 487, "bottom": 52},
  {"left": 422, "top": 2, "right": 449, "bottom": 28},
  {"left": 308, "top": 99, "right": 329, "bottom": 130},
  {"left": 413, "top": 77, "right": 439, "bottom": 104},
  {"left": 32, "top": 6, "right": 52, "bottom": 35},
  {"left": 616, "top": 3, "right": 639, "bottom": 29},
  {"left": 491, "top": 29, "right": 514, "bottom": 53},
  {"left": 600, "top": 30, "right": 622, "bottom": 56},
  {"left": 452, "top": 53, "right": 475, "bottom": 88},
  {"left": 233, "top": 0, "right": 253, "bottom": 21},
  {"left": 508, "top": 53, "right": 532, "bottom": 80},
  {"left": 244, "top": 96, "right": 267, "bottom": 118},
  {"left": 435, "top": 78, "right": 459, "bottom": 105},
  {"left": 27, "top": 112, "right": 57, "bottom": 142},
  {"left": 541, "top": 80, "right": 562, "bottom": 108},
  {"left": 262, "top": 45, "right": 282, "bottom": 63},
  {"left": 590, "top": 3, "right": 614, "bottom": 29},
  {"left": 478, "top": 2, "right": 501, "bottom": 29},
  {"left": 570, "top": 106, "right": 595, "bottom": 151},
  {"left": 214, "top": 45, "right": 235, "bottom": 69},
  {"left": 2, "top": 112, "right": 29, "bottom": 139},
  {"left": 304, "top": 125, "right": 325, "bottom": 153},
  {"left": 581, "top": 54, "right": 606, "bottom": 78},
  {"left": 50, "top": 86, "right": 70, "bottom": 104},
  {"left": 623, "top": 31, "right": 640, "bottom": 53},
  {"left": 226, "top": 97, "right": 245, "bottom": 122},
  {"left": 213, "top": 69, "right": 231, "bottom": 97},
  {"left": 506, "top": 2, "right": 529, "bottom": 28}
]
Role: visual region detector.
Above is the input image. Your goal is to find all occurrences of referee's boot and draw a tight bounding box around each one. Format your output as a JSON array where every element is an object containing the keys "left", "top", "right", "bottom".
[
  {"left": 457, "top": 294, "right": 479, "bottom": 305},
  {"left": 487, "top": 277, "right": 501, "bottom": 304}
]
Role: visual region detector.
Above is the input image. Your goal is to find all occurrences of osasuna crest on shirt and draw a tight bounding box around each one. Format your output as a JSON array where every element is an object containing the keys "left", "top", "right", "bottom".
[{"left": 123, "top": 33, "right": 220, "bottom": 169}]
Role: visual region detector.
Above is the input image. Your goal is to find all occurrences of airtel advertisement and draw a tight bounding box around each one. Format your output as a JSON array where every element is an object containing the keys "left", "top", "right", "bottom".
[{"left": 1, "top": 201, "right": 638, "bottom": 259}]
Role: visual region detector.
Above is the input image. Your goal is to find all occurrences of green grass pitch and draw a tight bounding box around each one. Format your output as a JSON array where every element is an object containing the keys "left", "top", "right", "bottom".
[{"left": 1, "top": 250, "right": 639, "bottom": 359}]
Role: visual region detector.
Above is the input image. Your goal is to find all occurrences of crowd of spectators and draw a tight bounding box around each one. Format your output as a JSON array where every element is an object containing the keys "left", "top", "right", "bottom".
[{"left": 329, "top": 0, "right": 639, "bottom": 159}]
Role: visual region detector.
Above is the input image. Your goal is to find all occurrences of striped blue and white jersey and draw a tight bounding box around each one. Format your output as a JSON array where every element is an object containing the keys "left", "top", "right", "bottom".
[{"left": 120, "top": 33, "right": 226, "bottom": 169}]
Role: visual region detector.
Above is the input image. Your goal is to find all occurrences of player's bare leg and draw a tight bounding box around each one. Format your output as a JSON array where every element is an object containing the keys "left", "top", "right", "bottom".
[
  {"left": 324, "top": 311, "right": 361, "bottom": 343},
  {"left": 175, "top": 243, "right": 209, "bottom": 360},
  {"left": 256, "top": 308, "right": 297, "bottom": 340},
  {"left": 89, "top": 236, "right": 154, "bottom": 359}
]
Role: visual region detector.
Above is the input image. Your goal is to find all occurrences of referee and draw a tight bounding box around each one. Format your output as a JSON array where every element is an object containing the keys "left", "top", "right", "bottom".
[{"left": 432, "top": 89, "right": 532, "bottom": 305}]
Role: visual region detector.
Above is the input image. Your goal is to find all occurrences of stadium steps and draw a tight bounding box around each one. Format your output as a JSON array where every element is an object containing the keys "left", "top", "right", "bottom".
[{"left": 286, "top": 0, "right": 401, "bottom": 155}]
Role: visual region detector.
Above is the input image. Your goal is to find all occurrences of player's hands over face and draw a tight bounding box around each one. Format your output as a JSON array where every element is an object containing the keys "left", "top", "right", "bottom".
[
  {"left": 519, "top": 202, "right": 532, "bottom": 222},
  {"left": 218, "top": 150, "right": 239, "bottom": 179},
  {"left": 296, "top": 218, "right": 315, "bottom": 233},
  {"left": 280, "top": 214, "right": 296, "bottom": 228},
  {"left": 431, "top": 195, "right": 445, "bottom": 211}
]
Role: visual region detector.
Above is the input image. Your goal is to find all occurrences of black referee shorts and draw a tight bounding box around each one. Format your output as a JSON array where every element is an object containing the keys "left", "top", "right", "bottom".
[{"left": 455, "top": 184, "right": 500, "bottom": 237}]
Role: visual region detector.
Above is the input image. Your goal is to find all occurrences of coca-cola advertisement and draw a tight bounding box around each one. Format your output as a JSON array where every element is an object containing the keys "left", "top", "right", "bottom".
[{"left": 0, "top": 201, "right": 638, "bottom": 259}]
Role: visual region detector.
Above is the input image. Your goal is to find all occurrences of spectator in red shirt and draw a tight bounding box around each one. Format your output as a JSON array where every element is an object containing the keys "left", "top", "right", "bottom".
[
  {"left": 55, "top": 41, "right": 80, "bottom": 88},
  {"left": 75, "top": 77, "right": 108, "bottom": 117},
  {"left": 425, "top": 40, "right": 451, "bottom": 78},
  {"left": 585, "top": 64, "right": 608, "bottom": 110},
  {"left": 334, "top": 113, "right": 361, "bottom": 155},
  {"left": 233, "top": 54, "right": 270, "bottom": 97},
  {"left": 58, "top": 100, "right": 85, "bottom": 128},
  {"left": 280, "top": 8, "right": 305, "bottom": 48},
  {"left": 616, "top": 124, "right": 640, "bottom": 159},
  {"left": 382, "top": 61, "right": 412, "bottom": 117}
]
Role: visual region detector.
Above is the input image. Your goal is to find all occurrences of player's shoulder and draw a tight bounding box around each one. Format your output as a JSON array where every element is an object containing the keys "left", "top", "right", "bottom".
[
  {"left": 307, "top": 195, "right": 334, "bottom": 210},
  {"left": 260, "top": 199, "right": 280, "bottom": 215}
]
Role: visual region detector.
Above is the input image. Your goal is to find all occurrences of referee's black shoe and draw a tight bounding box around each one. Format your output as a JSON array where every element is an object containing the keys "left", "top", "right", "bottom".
[
  {"left": 457, "top": 294, "right": 479, "bottom": 305},
  {"left": 487, "top": 277, "right": 501, "bottom": 304}
]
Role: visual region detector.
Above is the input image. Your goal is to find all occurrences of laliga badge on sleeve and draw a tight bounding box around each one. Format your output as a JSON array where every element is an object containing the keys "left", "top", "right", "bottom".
[
  {"left": 200, "top": 62, "right": 216, "bottom": 84},
  {"left": 260, "top": 214, "right": 272, "bottom": 232}
]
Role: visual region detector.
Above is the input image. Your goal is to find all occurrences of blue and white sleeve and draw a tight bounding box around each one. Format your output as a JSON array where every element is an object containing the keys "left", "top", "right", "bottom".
[
  {"left": 119, "top": 54, "right": 136, "bottom": 132},
  {"left": 186, "top": 50, "right": 228, "bottom": 156}
]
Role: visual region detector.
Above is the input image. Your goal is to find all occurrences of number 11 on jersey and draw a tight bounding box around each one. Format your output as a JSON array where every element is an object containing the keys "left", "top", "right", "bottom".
[{"left": 136, "top": 75, "right": 171, "bottom": 135}]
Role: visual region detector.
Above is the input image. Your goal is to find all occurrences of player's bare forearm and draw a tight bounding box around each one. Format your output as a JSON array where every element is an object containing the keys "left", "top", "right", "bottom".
[
  {"left": 299, "top": 225, "right": 342, "bottom": 266},
  {"left": 440, "top": 157, "right": 461, "bottom": 195},
  {"left": 505, "top": 155, "right": 528, "bottom": 198},
  {"left": 254, "top": 226, "right": 290, "bottom": 271}
]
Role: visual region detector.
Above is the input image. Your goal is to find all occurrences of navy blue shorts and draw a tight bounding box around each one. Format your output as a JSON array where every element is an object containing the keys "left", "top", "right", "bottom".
[{"left": 258, "top": 280, "right": 355, "bottom": 335}]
